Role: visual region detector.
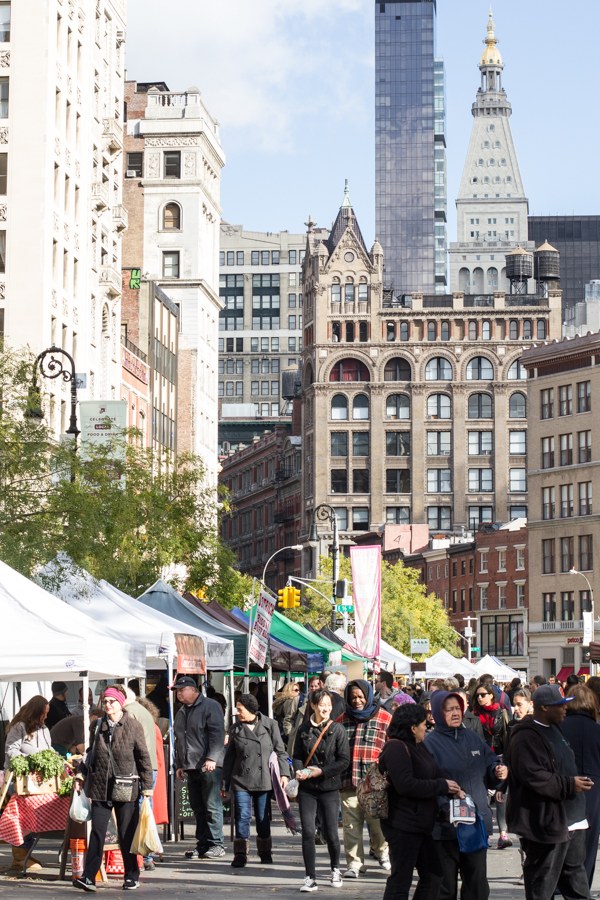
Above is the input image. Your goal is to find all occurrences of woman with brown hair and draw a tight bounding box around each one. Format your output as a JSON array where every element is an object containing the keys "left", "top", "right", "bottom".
[
  {"left": 3, "top": 696, "right": 52, "bottom": 874},
  {"left": 272, "top": 681, "right": 301, "bottom": 743},
  {"left": 561, "top": 683, "right": 600, "bottom": 885}
]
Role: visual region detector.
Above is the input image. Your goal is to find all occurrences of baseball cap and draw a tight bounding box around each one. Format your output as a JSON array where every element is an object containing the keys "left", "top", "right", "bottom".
[
  {"left": 170, "top": 675, "right": 198, "bottom": 691},
  {"left": 534, "top": 684, "right": 574, "bottom": 706}
]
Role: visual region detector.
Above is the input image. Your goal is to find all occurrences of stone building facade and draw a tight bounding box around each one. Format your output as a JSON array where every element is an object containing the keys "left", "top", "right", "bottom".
[{"left": 523, "top": 333, "right": 600, "bottom": 679}]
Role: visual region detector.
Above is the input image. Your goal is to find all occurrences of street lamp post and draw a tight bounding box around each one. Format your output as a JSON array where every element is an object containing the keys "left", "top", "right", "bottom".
[
  {"left": 262, "top": 544, "right": 303, "bottom": 589},
  {"left": 309, "top": 503, "right": 339, "bottom": 630},
  {"left": 569, "top": 568, "right": 595, "bottom": 676},
  {"left": 26, "top": 345, "right": 80, "bottom": 441}
]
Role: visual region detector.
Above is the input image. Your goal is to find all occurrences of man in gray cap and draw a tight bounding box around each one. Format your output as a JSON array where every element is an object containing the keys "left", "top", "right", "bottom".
[
  {"left": 172, "top": 676, "right": 226, "bottom": 860},
  {"left": 506, "top": 684, "right": 593, "bottom": 899}
]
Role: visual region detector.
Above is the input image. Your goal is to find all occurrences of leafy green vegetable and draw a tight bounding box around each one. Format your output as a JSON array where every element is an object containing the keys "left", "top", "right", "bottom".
[
  {"left": 26, "top": 749, "right": 66, "bottom": 780},
  {"left": 8, "top": 756, "right": 30, "bottom": 777},
  {"left": 58, "top": 776, "right": 74, "bottom": 797}
]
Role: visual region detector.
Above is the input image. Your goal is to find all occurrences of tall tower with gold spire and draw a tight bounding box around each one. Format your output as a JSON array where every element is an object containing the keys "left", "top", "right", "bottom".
[{"left": 448, "top": 10, "right": 533, "bottom": 293}]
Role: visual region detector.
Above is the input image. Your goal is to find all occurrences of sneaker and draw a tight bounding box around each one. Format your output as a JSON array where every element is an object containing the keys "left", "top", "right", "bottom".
[
  {"left": 300, "top": 877, "right": 318, "bottom": 892},
  {"left": 144, "top": 860, "right": 156, "bottom": 871},
  {"left": 73, "top": 877, "right": 97, "bottom": 893},
  {"left": 497, "top": 833, "right": 513, "bottom": 850},
  {"left": 185, "top": 848, "right": 206, "bottom": 859},
  {"left": 123, "top": 879, "right": 140, "bottom": 891},
  {"left": 378, "top": 856, "right": 391, "bottom": 871},
  {"left": 343, "top": 868, "right": 360, "bottom": 879},
  {"left": 330, "top": 869, "right": 343, "bottom": 888},
  {"left": 201, "top": 845, "right": 226, "bottom": 859}
]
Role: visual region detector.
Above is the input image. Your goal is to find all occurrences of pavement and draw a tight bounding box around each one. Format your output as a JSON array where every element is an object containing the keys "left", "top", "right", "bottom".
[{"left": 0, "top": 818, "right": 597, "bottom": 899}]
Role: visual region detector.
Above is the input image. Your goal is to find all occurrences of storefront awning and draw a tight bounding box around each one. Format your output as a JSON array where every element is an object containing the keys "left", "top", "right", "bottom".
[
  {"left": 577, "top": 666, "right": 590, "bottom": 677},
  {"left": 556, "top": 666, "right": 574, "bottom": 682}
]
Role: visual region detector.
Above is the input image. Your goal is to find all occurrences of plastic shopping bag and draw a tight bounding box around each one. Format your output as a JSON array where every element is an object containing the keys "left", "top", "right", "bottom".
[
  {"left": 69, "top": 787, "right": 92, "bottom": 823},
  {"left": 131, "top": 796, "right": 163, "bottom": 856}
]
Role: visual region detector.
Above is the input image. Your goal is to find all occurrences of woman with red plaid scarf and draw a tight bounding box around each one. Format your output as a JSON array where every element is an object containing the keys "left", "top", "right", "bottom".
[{"left": 336, "top": 679, "right": 392, "bottom": 878}]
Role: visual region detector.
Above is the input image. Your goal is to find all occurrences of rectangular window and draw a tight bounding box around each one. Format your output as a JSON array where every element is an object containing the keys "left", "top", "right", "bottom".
[
  {"left": 334, "top": 508, "right": 348, "bottom": 531},
  {"left": 480, "top": 586, "right": 488, "bottom": 609},
  {"left": 331, "top": 469, "right": 348, "bottom": 493},
  {"left": 331, "top": 432, "right": 348, "bottom": 457},
  {"left": 0, "top": 4, "right": 10, "bottom": 42},
  {"left": 288, "top": 315, "right": 296, "bottom": 329},
  {"left": 468, "top": 468, "right": 493, "bottom": 491},
  {"left": 427, "top": 506, "right": 451, "bottom": 530},
  {"left": 498, "top": 549, "right": 506, "bottom": 572},
  {"left": 516, "top": 547, "right": 525, "bottom": 570},
  {"left": 560, "top": 536, "right": 574, "bottom": 573},
  {"left": 226, "top": 251, "right": 234, "bottom": 266},
  {"left": 164, "top": 151, "right": 181, "bottom": 178},
  {"left": 271, "top": 250, "right": 280, "bottom": 264},
  {"left": 289, "top": 250, "right": 297, "bottom": 264},
  {"left": 353, "top": 470, "right": 370, "bottom": 493},
  {"left": 542, "top": 538, "right": 555, "bottom": 574},
  {"left": 427, "top": 469, "right": 451, "bottom": 492},
  {"left": 352, "top": 432, "right": 369, "bottom": 456},
  {"left": 509, "top": 468, "right": 527, "bottom": 492},
  {"left": 561, "top": 591, "right": 575, "bottom": 621},
  {"left": 581, "top": 590, "right": 592, "bottom": 616},
  {"left": 0, "top": 152, "right": 7, "bottom": 194},
  {"left": 579, "top": 534, "right": 593, "bottom": 571},
  {"left": 579, "top": 481, "right": 593, "bottom": 516},
  {"left": 0, "top": 77, "right": 8, "bottom": 118},
  {"left": 468, "top": 506, "right": 494, "bottom": 528},
  {"left": 251, "top": 251, "right": 259, "bottom": 265},
  {"left": 578, "top": 430, "right": 592, "bottom": 463},
  {"left": 261, "top": 250, "right": 270, "bottom": 266},
  {"left": 386, "top": 432, "right": 411, "bottom": 456},
  {"left": 479, "top": 550, "right": 488, "bottom": 573},
  {"left": 386, "top": 469, "right": 411, "bottom": 493},
  {"left": 509, "top": 430, "right": 526, "bottom": 454},
  {"left": 386, "top": 506, "right": 410, "bottom": 524},
  {"left": 126, "top": 151, "right": 143, "bottom": 177},
  {"left": 236, "top": 251, "right": 244, "bottom": 265},
  {"left": 498, "top": 585, "right": 507, "bottom": 609},
  {"left": 516, "top": 584, "right": 525, "bottom": 607},
  {"left": 542, "top": 486, "right": 555, "bottom": 519},
  {"left": 560, "top": 483, "right": 574, "bottom": 518},
  {"left": 559, "top": 433, "right": 573, "bottom": 466},
  {"left": 468, "top": 431, "right": 493, "bottom": 455},
  {"left": 250, "top": 381, "right": 259, "bottom": 396},
  {"left": 162, "top": 251, "right": 180, "bottom": 278},
  {"left": 577, "top": 381, "right": 591, "bottom": 413},
  {"left": 558, "top": 384, "right": 573, "bottom": 416},
  {"left": 427, "top": 431, "right": 451, "bottom": 455},
  {"left": 541, "top": 436, "right": 555, "bottom": 469},
  {"left": 352, "top": 507, "right": 369, "bottom": 531},
  {"left": 543, "top": 592, "right": 556, "bottom": 622},
  {"left": 541, "top": 388, "right": 554, "bottom": 420}
]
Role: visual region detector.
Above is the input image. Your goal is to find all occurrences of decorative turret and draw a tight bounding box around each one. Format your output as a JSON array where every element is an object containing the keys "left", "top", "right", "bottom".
[{"left": 472, "top": 9, "right": 511, "bottom": 119}]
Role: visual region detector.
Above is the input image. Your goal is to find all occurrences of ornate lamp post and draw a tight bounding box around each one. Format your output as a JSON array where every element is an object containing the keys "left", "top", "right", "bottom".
[
  {"left": 309, "top": 503, "right": 339, "bottom": 630},
  {"left": 26, "top": 345, "right": 80, "bottom": 441}
]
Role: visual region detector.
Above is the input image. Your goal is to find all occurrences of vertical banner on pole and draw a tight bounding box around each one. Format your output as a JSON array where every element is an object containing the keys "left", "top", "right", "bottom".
[
  {"left": 350, "top": 545, "right": 382, "bottom": 659},
  {"left": 248, "top": 589, "right": 277, "bottom": 668}
]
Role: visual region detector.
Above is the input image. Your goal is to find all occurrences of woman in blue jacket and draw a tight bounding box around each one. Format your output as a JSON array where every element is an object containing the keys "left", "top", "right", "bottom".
[{"left": 425, "top": 691, "right": 507, "bottom": 900}]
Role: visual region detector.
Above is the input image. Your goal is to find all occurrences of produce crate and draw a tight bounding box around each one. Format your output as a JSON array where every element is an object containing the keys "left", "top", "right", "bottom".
[{"left": 14, "top": 773, "right": 63, "bottom": 796}]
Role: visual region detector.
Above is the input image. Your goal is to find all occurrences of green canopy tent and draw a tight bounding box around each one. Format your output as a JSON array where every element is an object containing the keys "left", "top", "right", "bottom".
[{"left": 250, "top": 606, "right": 366, "bottom": 667}]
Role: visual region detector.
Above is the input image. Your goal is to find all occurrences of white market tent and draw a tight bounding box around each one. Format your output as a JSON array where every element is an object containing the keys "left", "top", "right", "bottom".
[
  {"left": 425, "top": 649, "right": 476, "bottom": 679},
  {"left": 334, "top": 629, "right": 412, "bottom": 675},
  {"left": 0, "top": 560, "right": 145, "bottom": 680},
  {"left": 471, "top": 654, "right": 520, "bottom": 682}
]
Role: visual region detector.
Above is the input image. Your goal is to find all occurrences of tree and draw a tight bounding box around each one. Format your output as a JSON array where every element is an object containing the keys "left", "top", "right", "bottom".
[{"left": 0, "top": 345, "right": 250, "bottom": 600}]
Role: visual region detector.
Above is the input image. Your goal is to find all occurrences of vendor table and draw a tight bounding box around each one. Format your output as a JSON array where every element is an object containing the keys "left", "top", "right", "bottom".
[{"left": 0, "top": 794, "right": 70, "bottom": 846}]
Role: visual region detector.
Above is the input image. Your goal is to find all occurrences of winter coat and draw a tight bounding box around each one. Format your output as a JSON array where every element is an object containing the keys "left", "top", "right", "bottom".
[
  {"left": 78, "top": 711, "right": 153, "bottom": 802},
  {"left": 336, "top": 706, "right": 391, "bottom": 790},
  {"left": 425, "top": 691, "right": 501, "bottom": 839},
  {"left": 223, "top": 713, "right": 291, "bottom": 792},
  {"left": 292, "top": 719, "right": 350, "bottom": 794},
  {"left": 379, "top": 738, "right": 449, "bottom": 834},
  {"left": 505, "top": 715, "right": 581, "bottom": 843},
  {"left": 272, "top": 693, "right": 300, "bottom": 739},
  {"left": 174, "top": 693, "right": 225, "bottom": 770},
  {"left": 4, "top": 723, "right": 52, "bottom": 769}
]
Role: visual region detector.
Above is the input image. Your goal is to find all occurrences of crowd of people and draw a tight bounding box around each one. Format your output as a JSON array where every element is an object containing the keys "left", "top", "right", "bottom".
[{"left": 4, "top": 669, "right": 600, "bottom": 899}]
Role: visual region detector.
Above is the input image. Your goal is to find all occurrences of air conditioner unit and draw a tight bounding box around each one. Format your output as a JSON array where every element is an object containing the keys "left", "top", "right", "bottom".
[{"left": 126, "top": 169, "right": 137, "bottom": 178}]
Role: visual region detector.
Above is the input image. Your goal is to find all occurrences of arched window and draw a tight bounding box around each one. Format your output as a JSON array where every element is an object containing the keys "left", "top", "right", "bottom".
[
  {"left": 386, "top": 394, "right": 410, "bottom": 420},
  {"left": 459, "top": 268, "right": 471, "bottom": 292},
  {"left": 425, "top": 357, "right": 452, "bottom": 381},
  {"left": 482, "top": 320, "right": 492, "bottom": 340},
  {"left": 399, "top": 322, "right": 410, "bottom": 341},
  {"left": 345, "top": 279, "right": 355, "bottom": 303},
  {"left": 329, "top": 358, "right": 370, "bottom": 382},
  {"left": 384, "top": 358, "right": 411, "bottom": 382},
  {"left": 473, "top": 268, "right": 484, "bottom": 293},
  {"left": 331, "top": 278, "right": 341, "bottom": 302},
  {"left": 487, "top": 267, "right": 498, "bottom": 290},
  {"left": 163, "top": 202, "right": 181, "bottom": 230},
  {"left": 427, "top": 321, "right": 437, "bottom": 341},
  {"left": 509, "top": 392, "right": 526, "bottom": 418},
  {"left": 345, "top": 322, "right": 355, "bottom": 342},
  {"left": 468, "top": 320, "right": 478, "bottom": 340},
  {"left": 537, "top": 320, "right": 547, "bottom": 340},
  {"left": 507, "top": 359, "right": 526, "bottom": 380},
  {"left": 358, "top": 279, "right": 368, "bottom": 302},
  {"left": 466, "top": 357, "right": 493, "bottom": 380},
  {"left": 359, "top": 321, "right": 368, "bottom": 342},
  {"left": 468, "top": 393, "right": 493, "bottom": 419},
  {"left": 352, "top": 394, "right": 369, "bottom": 420},
  {"left": 331, "top": 394, "right": 348, "bottom": 420},
  {"left": 523, "top": 320, "right": 533, "bottom": 339},
  {"left": 441, "top": 321, "right": 450, "bottom": 341},
  {"left": 427, "top": 393, "right": 451, "bottom": 419},
  {"left": 509, "top": 320, "right": 519, "bottom": 340}
]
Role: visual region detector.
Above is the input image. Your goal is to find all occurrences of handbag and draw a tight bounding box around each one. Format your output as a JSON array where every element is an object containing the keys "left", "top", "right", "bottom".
[
  {"left": 107, "top": 741, "right": 139, "bottom": 803},
  {"left": 456, "top": 809, "right": 488, "bottom": 854},
  {"left": 356, "top": 738, "right": 402, "bottom": 820}
]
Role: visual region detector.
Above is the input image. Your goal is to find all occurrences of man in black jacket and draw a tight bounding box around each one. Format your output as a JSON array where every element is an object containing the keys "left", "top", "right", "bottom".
[
  {"left": 506, "top": 684, "right": 593, "bottom": 900},
  {"left": 173, "top": 676, "right": 226, "bottom": 860}
]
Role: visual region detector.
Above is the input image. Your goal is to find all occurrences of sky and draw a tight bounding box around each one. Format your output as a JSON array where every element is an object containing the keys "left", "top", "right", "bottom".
[{"left": 126, "top": 0, "right": 600, "bottom": 246}]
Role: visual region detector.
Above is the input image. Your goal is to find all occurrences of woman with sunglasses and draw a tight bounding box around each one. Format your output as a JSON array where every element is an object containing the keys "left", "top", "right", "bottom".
[
  {"left": 472, "top": 683, "right": 510, "bottom": 849},
  {"left": 73, "top": 686, "right": 153, "bottom": 893}
]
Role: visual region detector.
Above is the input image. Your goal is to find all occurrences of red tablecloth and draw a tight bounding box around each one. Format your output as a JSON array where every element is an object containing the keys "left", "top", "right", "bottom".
[{"left": 0, "top": 794, "right": 70, "bottom": 846}]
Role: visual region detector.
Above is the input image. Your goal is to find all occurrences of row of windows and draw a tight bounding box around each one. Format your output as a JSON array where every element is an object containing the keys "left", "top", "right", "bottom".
[
  {"left": 541, "top": 535, "right": 593, "bottom": 574},
  {"left": 218, "top": 381, "right": 280, "bottom": 397},
  {"left": 330, "top": 391, "right": 527, "bottom": 421},
  {"left": 543, "top": 590, "right": 592, "bottom": 623},
  {"left": 478, "top": 546, "right": 526, "bottom": 574},
  {"left": 219, "top": 249, "right": 305, "bottom": 266},
  {"left": 328, "top": 465, "right": 526, "bottom": 495},
  {"left": 330, "top": 429, "right": 525, "bottom": 459},
  {"left": 541, "top": 382, "right": 591, "bottom": 419},
  {"left": 541, "top": 482, "right": 593, "bottom": 520},
  {"left": 541, "top": 431, "right": 591, "bottom": 469},
  {"left": 384, "top": 319, "right": 548, "bottom": 343},
  {"left": 331, "top": 282, "right": 369, "bottom": 303},
  {"left": 218, "top": 336, "right": 301, "bottom": 355},
  {"left": 327, "top": 356, "right": 526, "bottom": 383},
  {"left": 324, "top": 505, "right": 518, "bottom": 533}
]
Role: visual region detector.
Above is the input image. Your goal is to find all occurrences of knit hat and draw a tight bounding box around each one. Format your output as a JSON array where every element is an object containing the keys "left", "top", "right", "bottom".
[
  {"left": 103, "top": 686, "right": 126, "bottom": 706},
  {"left": 237, "top": 693, "right": 259, "bottom": 715},
  {"left": 393, "top": 691, "right": 416, "bottom": 707}
]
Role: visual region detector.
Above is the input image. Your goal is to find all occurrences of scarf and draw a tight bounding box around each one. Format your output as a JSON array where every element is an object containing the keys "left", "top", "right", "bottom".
[
  {"left": 268, "top": 751, "right": 300, "bottom": 835},
  {"left": 344, "top": 679, "right": 378, "bottom": 722},
  {"left": 477, "top": 702, "right": 500, "bottom": 739}
]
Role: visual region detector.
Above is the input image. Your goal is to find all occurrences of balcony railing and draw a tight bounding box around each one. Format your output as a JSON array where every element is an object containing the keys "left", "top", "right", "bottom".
[
  {"left": 112, "top": 204, "right": 128, "bottom": 232},
  {"left": 529, "top": 619, "right": 584, "bottom": 633},
  {"left": 91, "top": 181, "right": 109, "bottom": 211},
  {"left": 102, "top": 117, "right": 124, "bottom": 153},
  {"left": 99, "top": 264, "right": 121, "bottom": 297}
]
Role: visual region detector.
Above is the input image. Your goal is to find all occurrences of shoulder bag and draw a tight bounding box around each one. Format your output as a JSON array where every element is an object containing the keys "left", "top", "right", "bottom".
[
  {"left": 356, "top": 738, "right": 402, "bottom": 820},
  {"left": 107, "top": 738, "right": 140, "bottom": 803}
]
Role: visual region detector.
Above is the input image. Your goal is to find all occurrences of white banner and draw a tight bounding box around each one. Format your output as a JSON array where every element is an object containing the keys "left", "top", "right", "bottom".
[
  {"left": 79, "top": 400, "right": 127, "bottom": 459},
  {"left": 350, "top": 545, "right": 381, "bottom": 659},
  {"left": 248, "top": 590, "right": 277, "bottom": 668},
  {"left": 583, "top": 610, "right": 593, "bottom": 645}
]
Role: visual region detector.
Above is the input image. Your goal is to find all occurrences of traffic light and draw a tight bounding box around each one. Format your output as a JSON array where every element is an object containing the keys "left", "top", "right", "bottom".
[
  {"left": 289, "top": 587, "right": 301, "bottom": 608},
  {"left": 277, "top": 588, "right": 286, "bottom": 608}
]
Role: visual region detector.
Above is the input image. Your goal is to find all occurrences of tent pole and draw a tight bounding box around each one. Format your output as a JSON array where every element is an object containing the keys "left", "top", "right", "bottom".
[
  {"left": 167, "top": 655, "right": 175, "bottom": 842},
  {"left": 267, "top": 665, "right": 273, "bottom": 719},
  {"left": 245, "top": 578, "right": 259, "bottom": 692},
  {"left": 81, "top": 671, "right": 89, "bottom": 756},
  {"left": 229, "top": 668, "right": 235, "bottom": 724}
]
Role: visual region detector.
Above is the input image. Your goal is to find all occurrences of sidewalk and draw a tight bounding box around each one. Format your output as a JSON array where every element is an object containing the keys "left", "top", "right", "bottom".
[{"left": 0, "top": 823, "right": 596, "bottom": 899}]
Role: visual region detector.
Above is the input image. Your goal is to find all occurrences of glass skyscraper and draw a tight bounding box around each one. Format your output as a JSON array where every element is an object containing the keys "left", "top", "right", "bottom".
[{"left": 375, "top": 0, "right": 447, "bottom": 296}]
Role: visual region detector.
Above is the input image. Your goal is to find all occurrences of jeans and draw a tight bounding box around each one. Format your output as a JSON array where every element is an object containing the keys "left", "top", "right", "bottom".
[
  {"left": 521, "top": 831, "right": 591, "bottom": 900},
  {"left": 382, "top": 824, "right": 442, "bottom": 900},
  {"left": 298, "top": 789, "right": 341, "bottom": 878},
  {"left": 187, "top": 767, "right": 224, "bottom": 852},
  {"left": 234, "top": 790, "right": 271, "bottom": 840},
  {"left": 436, "top": 839, "right": 489, "bottom": 900},
  {"left": 83, "top": 800, "right": 140, "bottom": 882}
]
